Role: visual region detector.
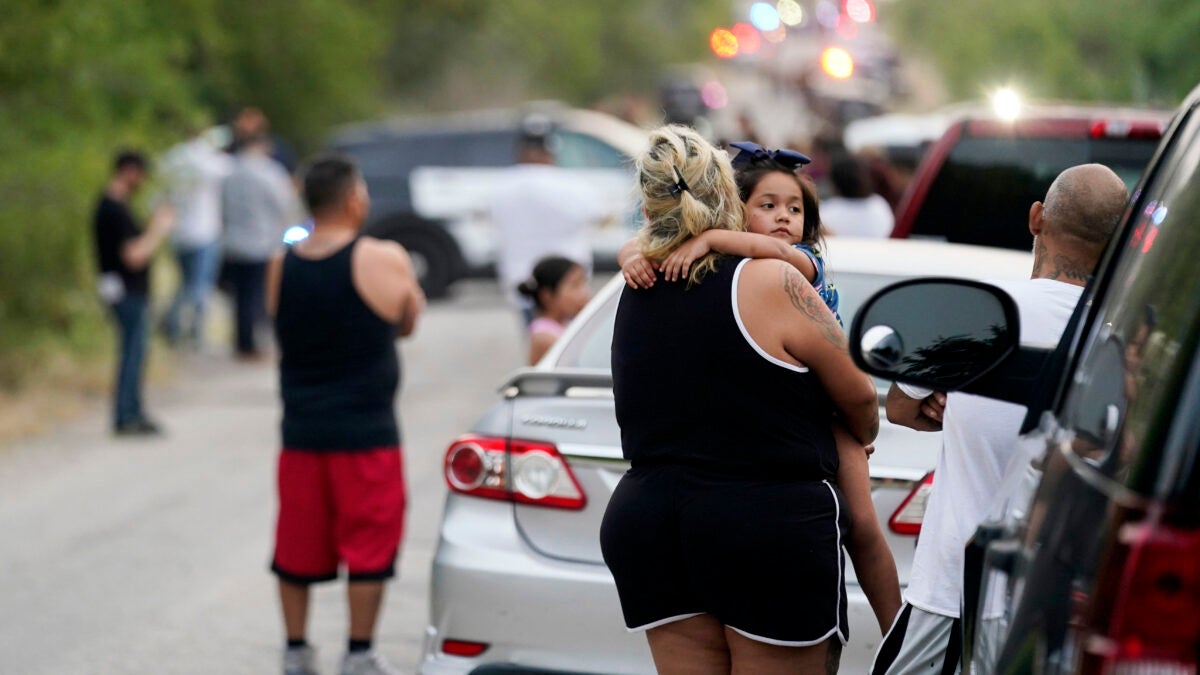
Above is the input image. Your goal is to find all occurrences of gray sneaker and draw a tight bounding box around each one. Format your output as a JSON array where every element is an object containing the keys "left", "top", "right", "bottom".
[
  {"left": 284, "top": 644, "right": 318, "bottom": 675},
  {"left": 339, "top": 649, "right": 402, "bottom": 675}
]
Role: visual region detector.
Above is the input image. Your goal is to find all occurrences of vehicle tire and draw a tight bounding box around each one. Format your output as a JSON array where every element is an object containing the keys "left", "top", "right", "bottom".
[{"left": 365, "top": 214, "right": 463, "bottom": 300}]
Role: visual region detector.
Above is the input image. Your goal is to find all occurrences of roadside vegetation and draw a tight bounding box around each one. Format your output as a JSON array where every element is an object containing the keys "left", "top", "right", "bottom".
[
  {"left": 0, "top": 0, "right": 724, "bottom": 394},
  {"left": 11, "top": 0, "right": 1186, "bottom": 398},
  {"left": 884, "top": 0, "right": 1200, "bottom": 106}
]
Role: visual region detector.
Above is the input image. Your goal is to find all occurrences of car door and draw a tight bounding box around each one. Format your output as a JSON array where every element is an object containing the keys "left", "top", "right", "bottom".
[{"left": 969, "top": 99, "right": 1200, "bottom": 674}]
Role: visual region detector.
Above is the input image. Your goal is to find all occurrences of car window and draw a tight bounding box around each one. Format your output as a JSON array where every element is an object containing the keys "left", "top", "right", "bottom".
[
  {"left": 554, "top": 270, "right": 909, "bottom": 375},
  {"left": 554, "top": 132, "right": 629, "bottom": 169},
  {"left": 556, "top": 295, "right": 619, "bottom": 370},
  {"left": 1060, "top": 108, "right": 1200, "bottom": 499},
  {"left": 910, "top": 136, "right": 1158, "bottom": 251}
]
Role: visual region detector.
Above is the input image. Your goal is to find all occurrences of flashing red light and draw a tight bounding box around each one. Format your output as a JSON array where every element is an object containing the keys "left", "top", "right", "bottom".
[
  {"left": 732, "top": 23, "right": 762, "bottom": 55},
  {"left": 1089, "top": 120, "right": 1164, "bottom": 140}
]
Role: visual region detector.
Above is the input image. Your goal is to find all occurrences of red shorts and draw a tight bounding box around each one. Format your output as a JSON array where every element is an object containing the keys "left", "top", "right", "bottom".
[{"left": 271, "top": 447, "right": 406, "bottom": 584}]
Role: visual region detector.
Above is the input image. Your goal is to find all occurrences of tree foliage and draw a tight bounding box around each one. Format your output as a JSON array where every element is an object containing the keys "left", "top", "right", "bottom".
[
  {"left": 0, "top": 0, "right": 728, "bottom": 386},
  {"left": 0, "top": 0, "right": 394, "bottom": 385},
  {"left": 884, "top": 0, "right": 1200, "bottom": 106}
]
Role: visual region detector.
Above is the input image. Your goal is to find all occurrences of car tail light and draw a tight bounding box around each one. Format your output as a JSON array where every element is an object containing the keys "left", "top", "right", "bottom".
[
  {"left": 1082, "top": 518, "right": 1200, "bottom": 674},
  {"left": 444, "top": 435, "right": 586, "bottom": 510},
  {"left": 441, "top": 638, "right": 489, "bottom": 657},
  {"left": 1090, "top": 120, "right": 1164, "bottom": 140},
  {"left": 889, "top": 472, "right": 934, "bottom": 535}
]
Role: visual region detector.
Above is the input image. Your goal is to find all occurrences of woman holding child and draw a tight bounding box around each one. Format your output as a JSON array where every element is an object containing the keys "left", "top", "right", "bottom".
[{"left": 601, "top": 126, "right": 893, "bottom": 674}]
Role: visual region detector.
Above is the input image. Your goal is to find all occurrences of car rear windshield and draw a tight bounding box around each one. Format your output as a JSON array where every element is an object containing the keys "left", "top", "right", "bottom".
[{"left": 909, "top": 136, "right": 1157, "bottom": 250}]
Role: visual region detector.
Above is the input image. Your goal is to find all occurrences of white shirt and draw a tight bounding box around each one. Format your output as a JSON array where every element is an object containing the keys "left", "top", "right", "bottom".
[
  {"left": 221, "top": 153, "right": 303, "bottom": 262},
  {"left": 160, "top": 138, "right": 232, "bottom": 248},
  {"left": 820, "top": 194, "right": 894, "bottom": 238},
  {"left": 901, "top": 278, "right": 1084, "bottom": 618},
  {"left": 489, "top": 163, "right": 609, "bottom": 305}
]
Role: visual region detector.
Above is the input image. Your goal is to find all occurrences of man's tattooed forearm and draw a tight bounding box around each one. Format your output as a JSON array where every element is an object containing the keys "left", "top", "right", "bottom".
[{"left": 782, "top": 264, "right": 846, "bottom": 350}]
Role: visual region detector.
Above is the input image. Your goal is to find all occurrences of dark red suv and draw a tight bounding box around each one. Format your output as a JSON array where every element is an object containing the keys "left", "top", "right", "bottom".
[{"left": 892, "top": 106, "right": 1171, "bottom": 250}]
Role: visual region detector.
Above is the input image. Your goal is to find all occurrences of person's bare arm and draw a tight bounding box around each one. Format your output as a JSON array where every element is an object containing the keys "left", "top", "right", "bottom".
[
  {"left": 528, "top": 331, "right": 557, "bottom": 365},
  {"left": 618, "top": 238, "right": 657, "bottom": 289},
  {"left": 835, "top": 424, "right": 901, "bottom": 633},
  {"left": 661, "top": 229, "right": 817, "bottom": 282},
  {"left": 120, "top": 204, "right": 174, "bottom": 270},
  {"left": 885, "top": 384, "right": 945, "bottom": 432},
  {"left": 354, "top": 237, "right": 426, "bottom": 337},
  {"left": 392, "top": 246, "right": 425, "bottom": 338},
  {"left": 763, "top": 260, "right": 877, "bottom": 444},
  {"left": 265, "top": 250, "right": 285, "bottom": 318}
]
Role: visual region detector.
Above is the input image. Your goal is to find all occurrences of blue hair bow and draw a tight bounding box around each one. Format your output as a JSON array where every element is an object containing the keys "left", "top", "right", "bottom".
[{"left": 729, "top": 141, "right": 812, "bottom": 170}]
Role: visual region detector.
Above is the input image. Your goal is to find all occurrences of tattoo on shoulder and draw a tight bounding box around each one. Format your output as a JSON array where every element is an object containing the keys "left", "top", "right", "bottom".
[{"left": 781, "top": 263, "right": 847, "bottom": 351}]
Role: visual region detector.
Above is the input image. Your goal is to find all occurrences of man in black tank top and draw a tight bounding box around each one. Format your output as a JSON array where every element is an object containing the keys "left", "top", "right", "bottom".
[{"left": 265, "top": 155, "right": 424, "bottom": 675}]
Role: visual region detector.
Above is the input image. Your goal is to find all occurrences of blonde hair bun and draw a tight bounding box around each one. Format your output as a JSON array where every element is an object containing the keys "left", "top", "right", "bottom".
[{"left": 635, "top": 125, "right": 744, "bottom": 285}]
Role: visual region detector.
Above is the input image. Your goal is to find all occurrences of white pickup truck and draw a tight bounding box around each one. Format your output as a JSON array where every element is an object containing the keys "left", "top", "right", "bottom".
[{"left": 329, "top": 106, "right": 648, "bottom": 298}]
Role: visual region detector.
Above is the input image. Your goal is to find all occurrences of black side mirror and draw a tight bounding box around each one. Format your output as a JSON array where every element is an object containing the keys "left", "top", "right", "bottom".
[{"left": 849, "top": 279, "right": 1021, "bottom": 392}]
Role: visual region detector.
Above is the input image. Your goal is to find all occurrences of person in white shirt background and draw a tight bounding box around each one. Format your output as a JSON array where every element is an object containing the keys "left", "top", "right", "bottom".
[
  {"left": 870, "top": 164, "right": 1129, "bottom": 675},
  {"left": 221, "top": 133, "right": 304, "bottom": 359},
  {"left": 820, "top": 150, "right": 895, "bottom": 239},
  {"left": 488, "top": 115, "right": 612, "bottom": 327},
  {"left": 159, "top": 128, "right": 232, "bottom": 348}
]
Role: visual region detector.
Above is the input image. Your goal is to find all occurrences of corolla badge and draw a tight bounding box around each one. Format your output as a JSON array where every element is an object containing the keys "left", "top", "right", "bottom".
[{"left": 520, "top": 414, "right": 588, "bottom": 431}]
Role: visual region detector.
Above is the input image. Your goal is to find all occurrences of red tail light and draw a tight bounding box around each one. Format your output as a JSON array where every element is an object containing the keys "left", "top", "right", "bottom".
[
  {"left": 444, "top": 435, "right": 586, "bottom": 510},
  {"left": 889, "top": 472, "right": 934, "bottom": 535},
  {"left": 1089, "top": 120, "right": 1164, "bottom": 140},
  {"left": 1083, "top": 519, "right": 1200, "bottom": 674},
  {"left": 441, "top": 638, "right": 489, "bottom": 657}
]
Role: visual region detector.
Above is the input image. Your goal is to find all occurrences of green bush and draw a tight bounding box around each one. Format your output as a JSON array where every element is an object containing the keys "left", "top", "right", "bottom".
[{"left": 0, "top": 0, "right": 394, "bottom": 388}]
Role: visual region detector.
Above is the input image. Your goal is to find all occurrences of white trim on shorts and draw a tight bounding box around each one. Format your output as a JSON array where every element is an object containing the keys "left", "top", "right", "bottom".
[
  {"left": 726, "top": 624, "right": 841, "bottom": 647},
  {"left": 824, "top": 479, "right": 848, "bottom": 645},
  {"left": 627, "top": 612, "right": 704, "bottom": 633},
  {"left": 731, "top": 258, "right": 810, "bottom": 374}
]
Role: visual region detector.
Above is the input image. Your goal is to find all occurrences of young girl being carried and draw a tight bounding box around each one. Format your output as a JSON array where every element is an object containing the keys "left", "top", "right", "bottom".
[
  {"left": 518, "top": 255, "right": 592, "bottom": 365},
  {"left": 617, "top": 141, "right": 902, "bottom": 633}
]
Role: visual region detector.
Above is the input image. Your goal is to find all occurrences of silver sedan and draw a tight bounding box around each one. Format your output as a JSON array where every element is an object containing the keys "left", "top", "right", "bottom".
[{"left": 418, "top": 238, "right": 1033, "bottom": 674}]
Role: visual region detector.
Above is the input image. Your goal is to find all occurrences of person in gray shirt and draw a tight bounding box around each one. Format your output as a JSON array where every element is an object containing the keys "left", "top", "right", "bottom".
[{"left": 221, "top": 134, "right": 303, "bottom": 358}]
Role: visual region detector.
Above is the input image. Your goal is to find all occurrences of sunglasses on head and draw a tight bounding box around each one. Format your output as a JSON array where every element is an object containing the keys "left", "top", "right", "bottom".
[{"left": 729, "top": 141, "right": 812, "bottom": 170}]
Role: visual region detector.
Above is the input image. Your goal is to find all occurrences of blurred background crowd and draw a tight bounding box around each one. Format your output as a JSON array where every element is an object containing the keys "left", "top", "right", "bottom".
[{"left": 1, "top": 0, "right": 1197, "bottom": 429}]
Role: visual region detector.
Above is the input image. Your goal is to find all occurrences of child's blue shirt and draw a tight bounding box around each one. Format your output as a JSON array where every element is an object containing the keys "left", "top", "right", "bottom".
[{"left": 794, "top": 243, "right": 842, "bottom": 327}]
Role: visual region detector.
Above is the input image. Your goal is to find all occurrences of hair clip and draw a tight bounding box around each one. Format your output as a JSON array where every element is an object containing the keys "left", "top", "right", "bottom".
[
  {"left": 729, "top": 141, "right": 812, "bottom": 170},
  {"left": 668, "top": 165, "right": 691, "bottom": 198}
]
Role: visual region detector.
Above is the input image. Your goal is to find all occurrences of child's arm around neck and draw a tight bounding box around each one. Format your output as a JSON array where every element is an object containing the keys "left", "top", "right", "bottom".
[{"left": 660, "top": 229, "right": 818, "bottom": 284}]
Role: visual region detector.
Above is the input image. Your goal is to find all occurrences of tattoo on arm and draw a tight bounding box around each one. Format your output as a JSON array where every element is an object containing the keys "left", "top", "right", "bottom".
[{"left": 781, "top": 263, "right": 846, "bottom": 351}]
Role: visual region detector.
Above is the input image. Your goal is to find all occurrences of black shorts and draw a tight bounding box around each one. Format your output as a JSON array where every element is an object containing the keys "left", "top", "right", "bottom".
[{"left": 600, "top": 464, "right": 849, "bottom": 646}]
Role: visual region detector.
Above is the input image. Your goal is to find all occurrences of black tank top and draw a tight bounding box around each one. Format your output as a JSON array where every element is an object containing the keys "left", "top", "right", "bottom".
[
  {"left": 612, "top": 256, "right": 838, "bottom": 480},
  {"left": 276, "top": 239, "right": 400, "bottom": 450}
]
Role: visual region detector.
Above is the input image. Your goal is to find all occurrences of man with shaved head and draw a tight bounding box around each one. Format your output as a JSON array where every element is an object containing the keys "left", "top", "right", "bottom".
[{"left": 872, "top": 164, "right": 1127, "bottom": 674}]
